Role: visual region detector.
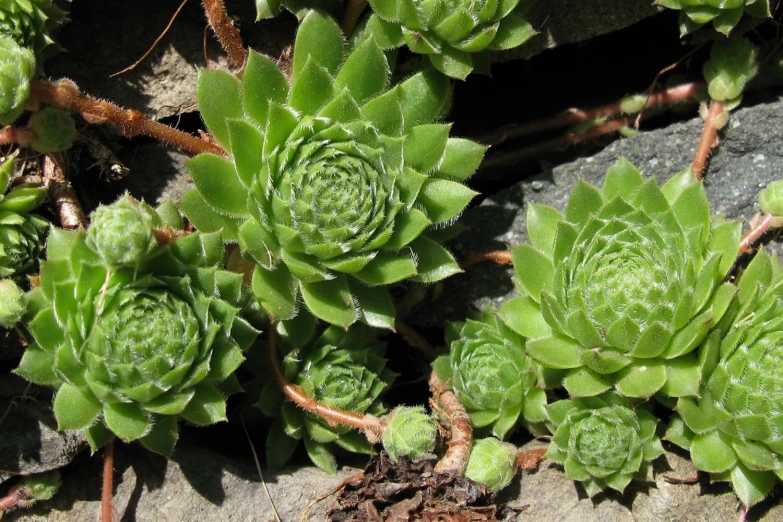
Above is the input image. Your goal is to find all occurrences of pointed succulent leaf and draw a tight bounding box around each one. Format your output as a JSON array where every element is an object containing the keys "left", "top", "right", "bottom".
[
  {"left": 408, "top": 236, "right": 461, "bottom": 283},
  {"left": 197, "top": 70, "right": 242, "bottom": 149},
  {"left": 242, "top": 50, "right": 288, "bottom": 127},
  {"left": 292, "top": 10, "right": 344, "bottom": 82}
]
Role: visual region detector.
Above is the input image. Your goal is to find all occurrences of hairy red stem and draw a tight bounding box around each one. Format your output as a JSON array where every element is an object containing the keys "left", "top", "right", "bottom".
[
  {"left": 201, "top": 0, "right": 247, "bottom": 69},
  {"left": 477, "top": 82, "right": 702, "bottom": 146},
  {"left": 0, "top": 125, "right": 36, "bottom": 147},
  {"left": 691, "top": 100, "right": 725, "bottom": 180},
  {"left": 0, "top": 487, "right": 27, "bottom": 511},
  {"left": 429, "top": 371, "right": 472, "bottom": 475},
  {"left": 267, "top": 325, "right": 385, "bottom": 442},
  {"left": 101, "top": 440, "right": 115, "bottom": 522},
  {"left": 481, "top": 113, "right": 643, "bottom": 170},
  {"left": 740, "top": 213, "right": 774, "bottom": 254},
  {"left": 29, "top": 80, "right": 225, "bottom": 157}
]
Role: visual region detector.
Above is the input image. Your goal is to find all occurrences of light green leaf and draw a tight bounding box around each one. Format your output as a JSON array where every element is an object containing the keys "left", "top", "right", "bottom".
[
  {"left": 252, "top": 264, "right": 298, "bottom": 321},
  {"left": 186, "top": 154, "right": 248, "bottom": 218},
  {"left": 179, "top": 382, "right": 228, "bottom": 426},
  {"left": 352, "top": 283, "right": 395, "bottom": 330},
  {"left": 336, "top": 38, "right": 388, "bottom": 104},
  {"left": 303, "top": 435, "right": 337, "bottom": 474},
  {"left": 293, "top": 10, "right": 344, "bottom": 81},
  {"left": 354, "top": 253, "right": 417, "bottom": 285},
  {"left": 409, "top": 235, "right": 462, "bottom": 282},
  {"left": 178, "top": 190, "right": 239, "bottom": 242},
  {"left": 197, "top": 70, "right": 243, "bottom": 150},
  {"left": 564, "top": 180, "right": 603, "bottom": 225},
  {"left": 383, "top": 209, "right": 431, "bottom": 250},
  {"left": 526, "top": 334, "right": 581, "bottom": 369},
  {"left": 15, "top": 346, "right": 58, "bottom": 386},
  {"left": 490, "top": 14, "right": 536, "bottom": 51},
  {"left": 288, "top": 57, "right": 335, "bottom": 115},
  {"left": 510, "top": 243, "right": 553, "bottom": 299},
  {"left": 243, "top": 50, "right": 288, "bottom": 127},
  {"left": 398, "top": 69, "right": 452, "bottom": 130},
  {"left": 731, "top": 463, "right": 776, "bottom": 507},
  {"left": 363, "top": 87, "right": 404, "bottom": 136},
  {"left": 497, "top": 296, "right": 550, "bottom": 339},
  {"left": 103, "top": 402, "right": 151, "bottom": 441},
  {"left": 403, "top": 124, "right": 452, "bottom": 174},
  {"left": 301, "top": 275, "right": 357, "bottom": 328},
  {"left": 615, "top": 361, "right": 667, "bottom": 398},
  {"left": 54, "top": 383, "right": 101, "bottom": 431},
  {"left": 526, "top": 203, "right": 563, "bottom": 253},
  {"left": 436, "top": 138, "right": 487, "bottom": 181},
  {"left": 691, "top": 430, "right": 737, "bottom": 473},
  {"left": 140, "top": 415, "right": 179, "bottom": 457},
  {"left": 602, "top": 157, "right": 644, "bottom": 201},
  {"left": 418, "top": 178, "right": 477, "bottom": 224},
  {"left": 563, "top": 368, "right": 612, "bottom": 398}
]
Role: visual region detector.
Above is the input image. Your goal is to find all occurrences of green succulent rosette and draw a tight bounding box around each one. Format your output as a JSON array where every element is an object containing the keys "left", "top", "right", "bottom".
[
  {"left": 434, "top": 306, "right": 547, "bottom": 439},
  {"left": 0, "top": 278, "right": 25, "bottom": 327},
  {"left": 759, "top": 179, "right": 783, "bottom": 216},
  {"left": 0, "top": 156, "right": 48, "bottom": 279},
  {"left": 498, "top": 158, "right": 741, "bottom": 399},
  {"left": 257, "top": 323, "right": 396, "bottom": 473},
  {"left": 0, "top": 0, "right": 66, "bottom": 55},
  {"left": 14, "top": 198, "right": 260, "bottom": 456},
  {"left": 362, "top": 0, "right": 537, "bottom": 79},
  {"left": 656, "top": 0, "right": 770, "bottom": 36},
  {"left": 546, "top": 393, "right": 664, "bottom": 497},
  {"left": 0, "top": 35, "right": 35, "bottom": 124},
  {"left": 182, "top": 10, "right": 484, "bottom": 329},
  {"left": 666, "top": 249, "right": 783, "bottom": 507}
]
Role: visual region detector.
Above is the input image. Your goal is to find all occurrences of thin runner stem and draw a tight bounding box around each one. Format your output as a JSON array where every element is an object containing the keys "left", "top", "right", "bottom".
[
  {"left": 460, "top": 250, "right": 513, "bottom": 269},
  {"left": 29, "top": 80, "right": 225, "bottom": 157},
  {"left": 267, "top": 324, "right": 386, "bottom": 442},
  {"left": 101, "top": 440, "right": 115, "bottom": 522},
  {"left": 0, "top": 486, "right": 27, "bottom": 511},
  {"left": 429, "top": 370, "right": 472, "bottom": 475},
  {"left": 201, "top": 0, "right": 248, "bottom": 69},
  {"left": 691, "top": 100, "right": 725, "bottom": 180}
]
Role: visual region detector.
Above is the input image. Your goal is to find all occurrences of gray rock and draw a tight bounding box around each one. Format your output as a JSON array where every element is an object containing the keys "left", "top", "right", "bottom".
[
  {"left": 5, "top": 443, "right": 357, "bottom": 522},
  {"left": 496, "top": 0, "right": 663, "bottom": 62},
  {"left": 0, "top": 374, "right": 85, "bottom": 486},
  {"left": 414, "top": 95, "right": 783, "bottom": 328}
]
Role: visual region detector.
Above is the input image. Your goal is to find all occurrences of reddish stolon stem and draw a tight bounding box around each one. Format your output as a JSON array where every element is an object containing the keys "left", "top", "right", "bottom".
[
  {"left": 480, "top": 113, "right": 648, "bottom": 170},
  {"left": 29, "top": 80, "right": 225, "bottom": 157},
  {"left": 738, "top": 213, "right": 783, "bottom": 254},
  {"left": 476, "top": 82, "right": 702, "bottom": 147},
  {"left": 429, "top": 371, "right": 472, "bottom": 475},
  {"left": 101, "top": 440, "right": 115, "bottom": 522},
  {"left": 691, "top": 100, "right": 726, "bottom": 180},
  {"left": 460, "top": 250, "right": 513, "bottom": 269},
  {"left": 267, "top": 324, "right": 386, "bottom": 442},
  {"left": 0, "top": 486, "right": 27, "bottom": 511},
  {"left": 737, "top": 504, "right": 748, "bottom": 522},
  {"left": 201, "top": 0, "right": 248, "bottom": 69},
  {"left": 0, "top": 125, "right": 36, "bottom": 147}
]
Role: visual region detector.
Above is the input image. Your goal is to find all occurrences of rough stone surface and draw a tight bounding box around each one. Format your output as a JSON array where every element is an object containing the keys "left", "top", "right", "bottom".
[
  {"left": 4, "top": 444, "right": 357, "bottom": 522},
  {"left": 497, "top": 0, "right": 662, "bottom": 61},
  {"left": 413, "top": 95, "right": 783, "bottom": 328},
  {"left": 0, "top": 373, "right": 85, "bottom": 485}
]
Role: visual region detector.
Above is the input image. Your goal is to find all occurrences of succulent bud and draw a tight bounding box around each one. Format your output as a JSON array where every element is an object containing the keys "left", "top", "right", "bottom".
[
  {"left": 20, "top": 470, "right": 61, "bottom": 504},
  {"left": 0, "top": 35, "right": 35, "bottom": 125},
  {"left": 382, "top": 406, "right": 437, "bottom": 462},
  {"left": 27, "top": 107, "right": 77, "bottom": 153},
  {"left": 86, "top": 197, "right": 155, "bottom": 266},
  {"left": 759, "top": 180, "right": 783, "bottom": 216},
  {"left": 0, "top": 278, "right": 25, "bottom": 327},
  {"left": 464, "top": 437, "right": 517, "bottom": 492},
  {"left": 703, "top": 35, "right": 759, "bottom": 102}
]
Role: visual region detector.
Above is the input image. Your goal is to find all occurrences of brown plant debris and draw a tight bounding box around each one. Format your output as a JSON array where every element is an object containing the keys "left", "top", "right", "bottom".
[{"left": 327, "top": 453, "right": 525, "bottom": 522}]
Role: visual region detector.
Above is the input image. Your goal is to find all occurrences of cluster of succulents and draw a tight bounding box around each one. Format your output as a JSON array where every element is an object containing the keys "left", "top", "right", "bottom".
[
  {"left": 3, "top": 0, "right": 781, "bottom": 515},
  {"left": 15, "top": 198, "right": 260, "bottom": 455},
  {"left": 656, "top": 0, "right": 771, "bottom": 35},
  {"left": 0, "top": 0, "right": 67, "bottom": 124}
]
